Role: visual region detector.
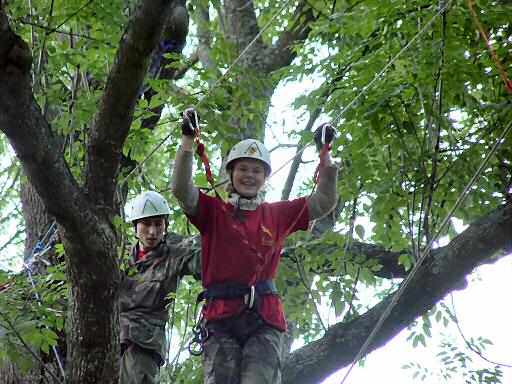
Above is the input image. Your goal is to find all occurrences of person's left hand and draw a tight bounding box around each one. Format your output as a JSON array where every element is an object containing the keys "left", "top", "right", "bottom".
[
  {"left": 313, "top": 123, "right": 336, "bottom": 151},
  {"left": 181, "top": 107, "right": 200, "bottom": 137}
]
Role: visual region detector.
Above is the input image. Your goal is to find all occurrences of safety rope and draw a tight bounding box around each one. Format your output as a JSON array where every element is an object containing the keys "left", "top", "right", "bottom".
[
  {"left": 338, "top": 2, "right": 512, "bottom": 380},
  {"left": 186, "top": 109, "right": 217, "bottom": 193},
  {"left": 466, "top": 0, "right": 512, "bottom": 95},
  {"left": 268, "top": 0, "right": 454, "bottom": 182},
  {"left": 339, "top": 119, "right": 512, "bottom": 384},
  {"left": 120, "top": 0, "right": 295, "bottom": 186},
  {"left": 22, "top": 222, "right": 66, "bottom": 381}
]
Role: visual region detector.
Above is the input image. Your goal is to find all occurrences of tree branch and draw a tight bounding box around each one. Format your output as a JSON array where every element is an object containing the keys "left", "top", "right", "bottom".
[
  {"left": 0, "top": 12, "right": 93, "bottom": 232},
  {"left": 282, "top": 201, "right": 512, "bottom": 384},
  {"left": 85, "top": 0, "right": 174, "bottom": 206},
  {"left": 224, "top": 0, "right": 264, "bottom": 59},
  {"left": 194, "top": 1, "right": 220, "bottom": 84},
  {"left": 264, "top": 0, "right": 316, "bottom": 73}
]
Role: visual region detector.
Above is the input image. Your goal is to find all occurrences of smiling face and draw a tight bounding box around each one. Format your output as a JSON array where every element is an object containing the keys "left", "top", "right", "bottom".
[
  {"left": 136, "top": 216, "right": 166, "bottom": 251},
  {"left": 231, "top": 158, "right": 267, "bottom": 198}
]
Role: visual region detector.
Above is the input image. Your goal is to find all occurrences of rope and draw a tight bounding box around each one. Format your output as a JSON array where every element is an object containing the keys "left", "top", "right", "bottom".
[
  {"left": 23, "top": 223, "right": 66, "bottom": 381},
  {"left": 339, "top": 119, "right": 512, "bottom": 384},
  {"left": 466, "top": 0, "right": 512, "bottom": 94},
  {"left": 120, "top": 0, "right": 295, "bottom": 185},
  {"left": 267, "top": 1, "right": 453, "bottom": 182}
]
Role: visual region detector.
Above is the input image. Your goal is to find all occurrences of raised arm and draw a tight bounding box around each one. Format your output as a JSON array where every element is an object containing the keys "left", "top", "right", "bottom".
[
  {"left": 307, "top": 124, "right": 339, "bottom": 220},
  {"left": 171, "top": 110, "right": 200, "bottom": 216}
]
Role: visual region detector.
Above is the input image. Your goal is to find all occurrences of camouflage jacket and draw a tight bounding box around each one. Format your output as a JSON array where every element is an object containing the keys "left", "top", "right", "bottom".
[{"left": 119, "top": 233, "right": 195, "bottom": 360}]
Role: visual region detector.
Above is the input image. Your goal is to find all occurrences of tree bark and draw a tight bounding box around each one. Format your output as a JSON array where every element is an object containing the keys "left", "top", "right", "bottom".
[
  {"left": 0, "top": 1, "right": 179, "bottom": 382},
  {"left": 282, "top": 201, "right": 512, "bottom": 384}
]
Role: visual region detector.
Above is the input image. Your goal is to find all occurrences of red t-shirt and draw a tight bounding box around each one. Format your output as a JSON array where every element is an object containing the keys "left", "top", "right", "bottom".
[
  {"left": 136, "top": 248, "right": 147, "bottom": 262},
  {"left": 187, "top": 192, "right": 309, "bottom": 331}
]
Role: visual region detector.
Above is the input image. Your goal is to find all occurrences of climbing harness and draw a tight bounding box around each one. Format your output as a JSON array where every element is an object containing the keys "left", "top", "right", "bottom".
[
  {"left": 188, "top": 315, "right": 209, "bottom": 357},
  {"left": 197, "top": 280, "right": 278, "bottom": 311},
  {"left": 188, "top": 280, "right": 278, "bottom": 355}
]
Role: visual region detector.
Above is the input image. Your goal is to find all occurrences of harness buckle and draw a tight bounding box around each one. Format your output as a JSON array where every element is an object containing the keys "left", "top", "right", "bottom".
[
  {"left": 244, "top": 285, "right": 256, "bottom": 309},
  {"left": 188, "top": 316, "right": 209, "bottom": 356}
]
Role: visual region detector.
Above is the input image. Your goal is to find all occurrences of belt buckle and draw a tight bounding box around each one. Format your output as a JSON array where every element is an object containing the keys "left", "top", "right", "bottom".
[{"left": 244, "top": 285, "right": 256, "bottom": 309}]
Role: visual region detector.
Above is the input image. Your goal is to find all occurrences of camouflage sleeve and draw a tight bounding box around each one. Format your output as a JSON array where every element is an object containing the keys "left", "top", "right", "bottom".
[{"left": 166, "top": 232, "right": 201, "bottom": 280}]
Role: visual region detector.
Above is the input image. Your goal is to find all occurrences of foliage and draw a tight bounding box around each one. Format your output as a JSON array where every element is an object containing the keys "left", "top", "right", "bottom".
[
  {"left": 0, "top": 264, "right": 67, "bottom": 371},
  {"left": 0, "top": 0, "right": 511, "bottom": 382}
]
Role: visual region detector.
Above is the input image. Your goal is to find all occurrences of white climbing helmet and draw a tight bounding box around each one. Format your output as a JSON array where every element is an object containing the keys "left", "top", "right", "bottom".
[
  {"left": 127, "top": 191, "right": 171, "bottom": 222},
  {"left": 225, "top": 139, "right": 271, "bottom": 175}
]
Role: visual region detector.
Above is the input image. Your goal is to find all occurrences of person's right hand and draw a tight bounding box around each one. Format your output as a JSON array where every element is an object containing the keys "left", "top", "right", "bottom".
[{"left": 181, "top": 108, "right": 200, "bottom": 137}]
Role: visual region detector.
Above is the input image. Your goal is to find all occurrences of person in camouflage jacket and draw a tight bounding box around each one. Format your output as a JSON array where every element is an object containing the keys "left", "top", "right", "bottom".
[{"left": 119, "top": 191, "right": 195, "bottom": 384}]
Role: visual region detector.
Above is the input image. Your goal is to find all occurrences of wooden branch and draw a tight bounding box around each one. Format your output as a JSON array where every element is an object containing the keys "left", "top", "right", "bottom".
[
  {"left": 282, "top": 201, "right": 512, "bottom": 384},
  {"left": 139, "top": 1, "right": 190, "bottom": 131},
  {"left": 194, "top": 1, "right": 220, "bottom": 83},
  {"left": 0, "top": 14, "right": 94, "bottom": 232},
  {"left": 85, "top": 0, "right": 174, "bottom": 206},
  {"left": 224, "top": 0, "right": 263, "bottom": 56},
  {"left": 281, "top": 108, "right": 322, "bottom": 200},
  {"left": 264, "top": 0, "right": 316, "bottom": 73}
]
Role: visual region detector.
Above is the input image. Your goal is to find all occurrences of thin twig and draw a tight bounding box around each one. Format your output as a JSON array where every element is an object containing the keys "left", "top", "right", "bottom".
[
  {"left": 450, "top": 294, "right": 512, "bottom": 368},
  {"left": 17, "top": 19, "right": 113, "bottom": 46},
  {"left": 0, "top": 311, "right": 63, "bottom": 384},
  {"left": 342, "top": 267, "right": 360, "bottom": 322},
  {"left": 296, "top": 257, "right": 327, "bottom": 332}
]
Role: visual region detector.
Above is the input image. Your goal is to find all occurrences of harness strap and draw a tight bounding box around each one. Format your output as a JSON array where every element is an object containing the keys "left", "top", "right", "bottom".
[{"left": 197, "top": 280, "right": 278, "bottom": 310}]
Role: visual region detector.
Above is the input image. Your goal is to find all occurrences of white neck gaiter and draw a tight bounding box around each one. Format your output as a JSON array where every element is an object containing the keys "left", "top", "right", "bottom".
[{"left": 227, "top": 191, "right": 265, "bottom": 211}]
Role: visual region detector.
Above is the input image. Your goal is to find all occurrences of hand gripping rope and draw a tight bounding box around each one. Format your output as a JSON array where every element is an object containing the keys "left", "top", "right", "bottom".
[
  {"left": 120, "top": 0, "right": 296, "bottom": 186},
  {"left": 185, "top": 109, "right": 220, "bottom": 198},
  {"left": 314, "top": 124, "right": 334, "bottom": 184},
  {"left": 282, "top": 123, "right": 334, "bottom": 243}
]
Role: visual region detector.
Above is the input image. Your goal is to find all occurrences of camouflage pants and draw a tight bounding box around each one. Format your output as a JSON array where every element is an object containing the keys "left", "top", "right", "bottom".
[
  {"left": 202, "top": 311, "right": 283, "bottom": 384},
  {"left": 119, "top": 343, "right": 160, "bottom": 384}
]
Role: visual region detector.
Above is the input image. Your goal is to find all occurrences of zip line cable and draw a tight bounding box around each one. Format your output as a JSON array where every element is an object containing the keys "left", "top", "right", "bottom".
[
  {"left": 339, "top": 2, "right": 512, "bottom": 380},
  {"left": 123, "top": 0, "right": 451, "bottom": 188},
  {"left": 119, "top": 0, "right": 295, "bottom": 186},
  {"left": 268, "top": 0, "right": 453, "bottom": 182},
  {"left": 154, "top": 0, "right": 455, "bottom": 192},
  {"left": 331, "top": 0, "right": 452, "bottom": 126},
  {"left": 339, "top": 119, "right": 512, "bottom": 384}
]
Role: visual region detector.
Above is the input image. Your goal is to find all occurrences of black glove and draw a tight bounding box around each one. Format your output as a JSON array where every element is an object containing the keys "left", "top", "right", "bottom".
[
  {"left": 313, "top": 123, "right": 335, "bottom": 151},
  {"left": 181, "top": 107, "right": 200, "bottom": 137}
]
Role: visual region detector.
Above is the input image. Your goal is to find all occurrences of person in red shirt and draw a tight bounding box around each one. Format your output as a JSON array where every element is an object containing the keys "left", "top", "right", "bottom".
[{"left": 171, "top": 109, "right": 338, "bottom": 384}]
